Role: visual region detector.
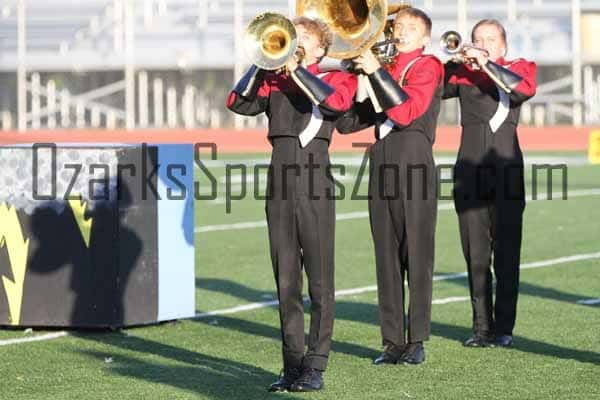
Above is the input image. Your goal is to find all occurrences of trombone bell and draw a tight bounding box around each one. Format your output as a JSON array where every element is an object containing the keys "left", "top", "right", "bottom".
[
  {"left": 261, "top": 25, "right": 292, "bottom": 60},
  {"left": 244, "top": 13, "right": 298, "bottom": 70}
]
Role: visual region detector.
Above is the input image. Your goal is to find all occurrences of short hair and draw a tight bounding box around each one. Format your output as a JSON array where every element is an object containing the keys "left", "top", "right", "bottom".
[
  {"left": 471, "top": 19, "right": 507, "bottom": 44},
  {"left": 395, "top": 7, "right": 432, "bottom": 36},
  {"left": 292, "top": 16, "right": 333, "bottom": 52}
]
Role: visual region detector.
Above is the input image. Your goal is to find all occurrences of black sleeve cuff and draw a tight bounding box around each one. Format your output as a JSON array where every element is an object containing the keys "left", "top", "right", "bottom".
[
  {"left": 368, "top": 67, "right": 409, "bottom": 110},
  {"left": 292, "top": 66, "right": 334, "bottom": 105},
  {"left": 485, "top": 61, "right": 523, "bottom": 90},
  {"left": 233, "top": 65, "right": 266, "bottom": 99},
  {"left": 335, "top": 100, "right": 376, "bottom": 133}
]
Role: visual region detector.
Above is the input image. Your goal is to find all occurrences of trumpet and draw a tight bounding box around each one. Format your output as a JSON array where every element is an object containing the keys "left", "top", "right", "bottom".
[
  {"left": 440, "top": 30, "right": 512, "bottom": 93},
  {"left": 440, "top": 30, "right": 489, "bottom": 66}
]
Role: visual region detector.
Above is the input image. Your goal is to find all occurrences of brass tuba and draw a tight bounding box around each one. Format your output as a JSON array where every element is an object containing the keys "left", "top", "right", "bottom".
[
  {"left": 244, "top": 12, "right": 299, "bottom": 70},
  {"left": 296, "top": 0, "right": 392, "bottom": 60}
]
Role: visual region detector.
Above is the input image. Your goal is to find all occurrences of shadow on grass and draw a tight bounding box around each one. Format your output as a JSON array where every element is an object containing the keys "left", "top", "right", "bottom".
[
  {"left": 195, "top": 279, "right": 380, "bottom": 360},
  {"left": 334, "top": 301, "right": 600, "bottom": 366},
  {"left": 196, "top": 278, "right": 277, "bottom": 303},
  {"left": 196, "top": 279, "right": 600, "bottom": 366},
  {"left": 76, "top": 332, "right": 294, "bottom": 399},
  {"left": 193, "top": 313, "right": 380, "bottom": 362},
  {"left": 443, "top": 275, "right": 597, "bottom": 306}
]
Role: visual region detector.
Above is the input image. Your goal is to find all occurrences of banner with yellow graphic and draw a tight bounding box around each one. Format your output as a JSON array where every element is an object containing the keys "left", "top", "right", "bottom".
[
  {"left": 0, "top": 144, "right": 195, "bottom": 328},
  {"left": 0, "top": 203, "right": 29, "bottom": 325}
]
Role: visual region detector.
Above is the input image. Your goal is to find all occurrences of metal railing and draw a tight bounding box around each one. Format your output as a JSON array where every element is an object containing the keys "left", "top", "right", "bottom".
[{"left": 1, "top": 0, "right": 600, "bottom": 131}]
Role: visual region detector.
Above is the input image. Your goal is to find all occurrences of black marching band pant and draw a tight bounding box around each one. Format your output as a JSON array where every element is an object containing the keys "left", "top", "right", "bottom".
[
  {"left": 266, "top": 137, "right": 336, "bottom": 371},
  {"left": 368, "top": 132, "right": 438, "bottom": 346}
]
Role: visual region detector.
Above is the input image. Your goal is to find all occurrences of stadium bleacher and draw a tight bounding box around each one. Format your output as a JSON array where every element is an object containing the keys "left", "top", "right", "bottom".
[{"left": 0, "top": 0, "right": 599, "bottom": 129}]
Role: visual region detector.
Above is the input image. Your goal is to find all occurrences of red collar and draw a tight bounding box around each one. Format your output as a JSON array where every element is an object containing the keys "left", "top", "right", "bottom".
[{"left": 306, "top": 63, "right": 320, "bottom": 74}]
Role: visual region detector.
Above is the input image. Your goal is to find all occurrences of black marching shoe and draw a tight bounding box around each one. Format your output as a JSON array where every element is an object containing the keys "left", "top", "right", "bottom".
[
  {"left": 400, "top": 342, "right": 425, "bottom": 365},
  {"left": 373, "top": 344, "right": 406, "bottom": 365},
  {"left": 494, "top": 334, "right": 513, "bottom": 347},
  {"left": 268, "top": 366, "right": 301, "bottom": 392},
  {"left": 289, "top": 368, "right": 324, "bottom": 392},
  {"left": 463, "top": 334, "right": 495, "bottom": 348}
]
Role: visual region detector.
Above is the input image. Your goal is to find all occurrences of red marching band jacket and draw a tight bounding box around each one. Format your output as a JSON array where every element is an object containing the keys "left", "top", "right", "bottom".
[
  {"left": 336, "top": 48, "right": 445, "bottom": 144},
  {"left": 227, "top": 63, "right": 357, "bottom": 143},
  {"left": 443, "top": 57, "right": 537, "bottom": 130}
]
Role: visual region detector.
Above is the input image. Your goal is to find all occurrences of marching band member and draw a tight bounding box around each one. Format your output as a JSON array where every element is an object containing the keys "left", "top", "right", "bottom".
[
  {"left": 227, "top": 16, "right": 357, "bottom": 392},
  {"left": 337, "top": 7, "right": 443, "bottom": 365},
  {"left": 442, "top": 19, "right": 537, "bottom": 348}
]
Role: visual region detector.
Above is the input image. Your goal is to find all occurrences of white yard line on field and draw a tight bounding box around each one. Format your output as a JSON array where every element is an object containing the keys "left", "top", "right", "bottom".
[
  {"left": 1, "top": 251, "right": 598, "bottom": 347},
  {"left": 193, "top": 251, "right": 600, "bottom": 319},
  {"left": 196, "top": 188, "right": 600, "bottom": 233},
  {"left": 0, "top": 331, "right": 68, "bottom": 347},
  {"left": 432, "top": 296, "right": 471, "bottom": 305},
  {"left": 576, "top": 298, "right": 600, "bottom": 305}
]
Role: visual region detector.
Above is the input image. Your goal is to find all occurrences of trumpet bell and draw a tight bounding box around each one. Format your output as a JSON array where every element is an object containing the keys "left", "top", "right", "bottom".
[
  {"left": 440, "top": 30, "right": 462, "bottom": 54},
  {"left": 296, "top": 0, "right": 389, "bottom": 59},
  {"left": 244, "top": 12, "right": 298, "bottom": 70}
]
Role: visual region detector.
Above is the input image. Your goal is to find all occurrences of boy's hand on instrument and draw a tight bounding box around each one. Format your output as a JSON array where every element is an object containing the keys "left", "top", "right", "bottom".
[
  {"left": 354, "top": 50, "right": 381, "bottom": 75},
  {"left": 285, "top": 57, "right": 299, "bottom": 73}
]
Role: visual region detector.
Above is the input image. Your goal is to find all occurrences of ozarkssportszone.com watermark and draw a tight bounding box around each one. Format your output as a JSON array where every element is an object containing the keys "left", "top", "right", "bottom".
[{"left": 23, "top": 143, "right": 569, "bottom": 214}]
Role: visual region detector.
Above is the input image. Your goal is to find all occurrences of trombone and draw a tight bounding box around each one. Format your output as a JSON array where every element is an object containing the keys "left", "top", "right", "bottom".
[{"left": 243, "top": 12, "right": 303, "bottom": 71}]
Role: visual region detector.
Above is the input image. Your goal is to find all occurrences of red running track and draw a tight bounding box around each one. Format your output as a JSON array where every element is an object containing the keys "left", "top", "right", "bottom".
[{"left": 0, "top": 126, "right": 595, "bottom": 153}]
